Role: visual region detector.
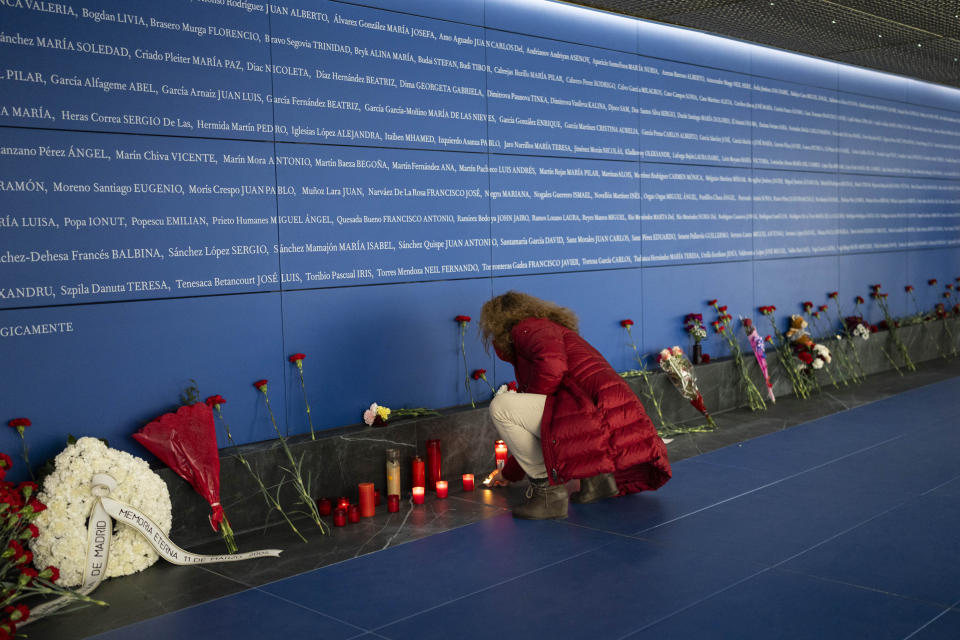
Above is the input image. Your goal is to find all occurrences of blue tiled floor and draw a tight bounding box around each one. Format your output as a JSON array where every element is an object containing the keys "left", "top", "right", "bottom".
[{"left": 90, "top": 378, "right": 960, "bottom": 640}]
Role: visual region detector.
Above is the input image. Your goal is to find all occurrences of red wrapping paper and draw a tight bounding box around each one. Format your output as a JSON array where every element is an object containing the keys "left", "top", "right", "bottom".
[{"left": 133, "top": 402, "right": 225, "bottom": 532}]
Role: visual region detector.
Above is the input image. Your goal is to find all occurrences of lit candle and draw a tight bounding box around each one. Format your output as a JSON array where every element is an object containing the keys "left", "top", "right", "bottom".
[
  {"left": 337, "top": 496, "right": 350, "bottom": 511},
  {"left": 333, "top": 508, "right": 347, "bottom": 527},
  {"left": 435, "top": 480, "right": 448, "bottom": 498},
  {"left": 412, "top": 456, "right": 425, "bottom": 489},
  {"left": 412, "top": 486, "right": 425, "bottom": 504},
  {"left": 316, "top": 498, "right": 332, "bottom": 516},
  {"left": 495, "top": 440, "right": 508, "bottom": 471},
  {"left": 348, "top": 504, "right": 360, "bottom": 523},
  {"left": 358, "top": 483, "right": 375, "bottom": 518},
  {"left": 387, "top": 494, "right": 400, "bottom": 512},
  {"left": 462, "top": 474, "right": 475, "bottom": 492}
]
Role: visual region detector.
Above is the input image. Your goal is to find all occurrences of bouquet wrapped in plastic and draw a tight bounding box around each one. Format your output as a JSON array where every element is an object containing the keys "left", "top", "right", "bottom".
[
  {"left": 657, "top": 346, "right": 717, "bottom": 430},
  {"left": 743, "top": 318, "right": 776, "bottom": 404}
]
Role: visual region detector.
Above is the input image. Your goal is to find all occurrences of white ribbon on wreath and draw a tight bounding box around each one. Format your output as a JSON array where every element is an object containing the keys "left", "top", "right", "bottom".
[{"left": 25, "top": 474, "right": 281, "bottom": 625}]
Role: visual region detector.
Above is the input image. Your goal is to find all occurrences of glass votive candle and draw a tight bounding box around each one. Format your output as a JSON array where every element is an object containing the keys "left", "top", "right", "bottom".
[
  {"left": 316, "top": 498, "right": 332, "bottom": 516},
  {"left": 387, "top": 494, "right": 400, "bottom": 513},
  {"left": 462, "top": 474, "right": 475, "bottom": 492},
  {"left": 412, "top": 486, "right": 425, "bottom": 504},
  {"left": 435, "top": 480, "right": 448, "bottom": 498},
  {"left": 348, "top": 504, "right": 360, "bottom": 523},
  {"left": 337, "top": 497, "right": 350, "bottom": 511},
  {"left": 333, "top": 508, "right": 347, "bottom": 527},
  {"left": 374, "top": 489, "right": 382, "bottom": 506}
]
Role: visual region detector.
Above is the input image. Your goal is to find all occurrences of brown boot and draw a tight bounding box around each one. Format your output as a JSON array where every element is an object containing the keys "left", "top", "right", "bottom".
[
  {"left": 512, "top": 479, "right": 568, "bottom": 520},
  {"left": 569, "top": 473, "right": 618, "bottom": 504}
]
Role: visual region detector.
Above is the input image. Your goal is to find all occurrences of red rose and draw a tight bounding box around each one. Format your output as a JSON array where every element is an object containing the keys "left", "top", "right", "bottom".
[
  {"left": 288, "top": 353, "right": 306, "bottom": 363},
  {"left": 928, "top": 279, "right": 938, "bottom": 286},
  {"left": 701, "top": 354, "right": 710, "bottom": 363},
  {"left": 828, "top": 291, "right": 839, "bottom": 299},
  {"left": 205, "top": 395, "right": 226, "bottom": 408},
  {"left": 620, "top": 319, "right": 634, "bottom": 327},
  {"left": 454, "top": 315, "right": 471, "bottom": 323},
  {"left": 253, "top": 379, "right": 268, "bottom": 391},
  {"left": 471, "top": 369, "right": 486, "bottom": 380}
]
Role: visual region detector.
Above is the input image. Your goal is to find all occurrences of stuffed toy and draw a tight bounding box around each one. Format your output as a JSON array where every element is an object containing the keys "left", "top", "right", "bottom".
[{"left": 785, "top": 314, "right": 815, "bottom": 347}]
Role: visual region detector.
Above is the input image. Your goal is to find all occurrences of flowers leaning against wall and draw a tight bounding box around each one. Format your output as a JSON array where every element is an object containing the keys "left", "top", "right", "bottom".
[{"left": 31, "top": 438, "right": 172, "bottom": 587}]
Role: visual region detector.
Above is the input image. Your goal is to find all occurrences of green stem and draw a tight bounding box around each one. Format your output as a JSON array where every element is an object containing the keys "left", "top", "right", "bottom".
[
  {"left": 216, "top": 407, "right": 307, "bottom": 543},
  {"left": 297, "top": 368, "right": 316, "bottom": 440},
  {"left": 460, "top": 324, "right": 475, "bottom": 408}
]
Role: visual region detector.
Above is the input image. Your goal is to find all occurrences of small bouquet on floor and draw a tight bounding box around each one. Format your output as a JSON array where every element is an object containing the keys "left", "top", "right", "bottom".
[
  {"left": 657, "top": 346, "right": 717, "bottom": 432},
  {"left": 742, "top": 318, "right": 775, "bottom": 403},
  {"left": 363, "top": 403, "right": 438, "bottom": 426}
]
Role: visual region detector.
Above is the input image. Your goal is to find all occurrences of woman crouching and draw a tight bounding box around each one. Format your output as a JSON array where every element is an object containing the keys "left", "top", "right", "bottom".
[{"left": 479, "top": 291, "right": 672, "bottom": 519}]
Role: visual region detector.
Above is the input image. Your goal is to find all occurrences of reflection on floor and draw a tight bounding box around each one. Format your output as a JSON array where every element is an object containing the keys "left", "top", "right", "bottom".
[{"left": 27, "top": 359, "right": 960, "bottom": 640}]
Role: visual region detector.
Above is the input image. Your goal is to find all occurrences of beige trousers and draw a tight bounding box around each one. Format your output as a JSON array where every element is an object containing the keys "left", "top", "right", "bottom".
[{"left": 488, "top": 392, "right": 548, "bottom": 480}]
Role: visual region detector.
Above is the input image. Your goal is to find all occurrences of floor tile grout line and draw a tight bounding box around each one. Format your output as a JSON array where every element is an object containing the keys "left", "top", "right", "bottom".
[
  {"left": 902, "top": 598, "right": 960, "bottom": 640},
  {"left": 249, "top": 585, "right": 373, "bottom": 634},
  {"left": 919, "top": 472, "right": 960, "bottom": 496},
  {"left": 614, "top": 567, "right": 774, "bottom": 640},
  {"left": 368, "top": 542, "right": 615, "bottom": 633},
  {"left": 635, "top": 431, "right": 910, "bottom": 535}
]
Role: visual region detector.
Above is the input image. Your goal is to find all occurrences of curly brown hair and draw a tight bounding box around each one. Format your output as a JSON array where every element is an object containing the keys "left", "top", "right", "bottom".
[{"left": 479, "top": 291, "right": 579, "bottom": 360}]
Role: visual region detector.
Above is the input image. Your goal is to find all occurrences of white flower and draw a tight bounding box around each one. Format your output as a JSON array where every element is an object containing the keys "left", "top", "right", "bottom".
[
  {"left": 362, "top": 403, "right": 379, "bottom": 426},
  {"left": 813, "top": 344, "right": 832, "bottom": 363},
  {"left": 671, "top": 346, "right": 683, "bottom": 357},
  {"left": 659, "top": 348, "right": 672, "bottom": 361},
  {"left": 495, "top": 384, "right": 517, "bottom": 396},
  {"left": 31, "top": 438, "right": 172, "bottom": 587},
  {"left": 854, "top": 324, "right": 870, "bottom": 340},
  {"left": 812, "top": 358, "right": 824, "bottom": 369}
]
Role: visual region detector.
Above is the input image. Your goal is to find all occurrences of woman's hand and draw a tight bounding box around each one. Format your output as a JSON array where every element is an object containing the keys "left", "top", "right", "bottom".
[{"left": 483, "top": 469, "right": 510, "bottom": 487}]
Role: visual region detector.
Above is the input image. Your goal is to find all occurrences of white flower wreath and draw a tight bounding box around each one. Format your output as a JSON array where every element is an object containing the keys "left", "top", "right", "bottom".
[{"left": 30, "top": 437, "right": 173, "bottom": 587}]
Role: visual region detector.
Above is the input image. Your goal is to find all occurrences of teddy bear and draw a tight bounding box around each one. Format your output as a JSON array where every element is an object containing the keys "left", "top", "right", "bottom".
[{"left": 785, "top": 314, "right": 815, "bottom": 348}]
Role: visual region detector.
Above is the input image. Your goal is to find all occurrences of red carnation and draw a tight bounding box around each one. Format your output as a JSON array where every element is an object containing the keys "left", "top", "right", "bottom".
[
  {"left": 7, "top": 419, "right": 30, "bottom": 436},
  {"left": 18, "top": 482, "right": 37, "bottom": 499},
  {"left": 471, "top": 369, "right": 487, "bottom": 380},
  {"left": 828, "top": 291, "right": 839, "bottom": 299},
  {"left": 253, "top": 379, "right": 268, "bottom": 392},
  {"left": 764, "top": 335, "right": 773, "bottom": 344},
  {"left": 742, "top": 318, "right": 753, "bottom": 327},
  {"left": 21, "top": 524, "right": 38, "bottom": 540},
  {"left": 0, "top": 453, "right": 11, "bottom": 471},
  {"left": 871, "top": 284, "right": 882, "bottom": 291},
  {"left": 4, "top": 605, "right": 28, "bottom": 624},
  {"left": 855, "top": 296, "right": 865, "bottom": 304},
  {"left": 945, "top": 292, "right": 952, "bottom": 299},
  {"left": 620, "top": 319, "right": 634, "bottom": 327},
  {"left": 288, "top": 353, "right": 306, "bottom": 363},
  {"left": 707, "top": 299, "right": 718, "bottom": 306},
  {"left": 802, "top": 301, "right": 813, "bottom": 310},
  {"left": 928, "top": 279, "right": 938, "bottom": 286},
  {"left": 454, "top": 315, "right": 471, "bottom": 324},
  {"left": 718, "top": 305, "right": 728, "bottom": 313},
  {"left": 205, "top": 395, "right": 226, "bottom": 409},
  {"left": 948, "top": 283, "right": 955, "bottom": 290},
  {"left": 507, "top": 381, "right": 518, "bottom": 391},
  {"left": 904, "top": 285, "right": 914, "bottom": 292},
  {"left": 26, "top": 498, "right": 45, "bottom": 513},
  {"left": 40, "top": 565, "right": 59, "bottom": 582},
  {"left": 17, "top": 566, "right": 37, "bottom": 585},
  {"left": 701, "top": 354, "right": 710, "bottom": 364},
  {"left": 798, "top": 351, "right": 814, "bottom": 364},
  {"left": 818, "top": 305, "right": 828, "bottom": 312}
]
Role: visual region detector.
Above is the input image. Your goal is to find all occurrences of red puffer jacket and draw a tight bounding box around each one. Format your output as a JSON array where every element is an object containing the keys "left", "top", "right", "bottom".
[{"left": 499, "top": 317, "right": 671, "bottom": 495}]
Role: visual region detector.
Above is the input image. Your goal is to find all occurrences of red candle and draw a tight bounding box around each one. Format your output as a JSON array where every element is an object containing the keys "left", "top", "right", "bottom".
[
  {"left": 337, "top": 496, "right": 350, "bottom": 511},
  {"left": 495, "top": 440, "right": 508, "bottom": 471},
  {"left": 387, "top": 494, "right": 400, "bottom": 513},
  {"left": 333, "top": 508, "right": 347, "bottom": 527},
  {"left": 412, "top": 486, "right": 425, "bottom": 504},
  {"left": 358, "top": 483, "right": 375, "bottom": 518},
  {"left": 348, "top": 504, "right": 360, "bottom": 523},
  {"left": 412, "top": 456, "right": 425, "bottom": 489},
  {"left": 316, "top": 498, "right": 332, "bottom": 516},
  {"left": 435, "top": 480, "right": 448, "bottom": 498},
  {"left": 374, "top": 489, "right": 382, "bottom": 506},
  {"left": 462, "top": 474, "right": 475, "bottom": 492},
  {"left": 426, "top": 439, "right": 442, "bottom": 491}
]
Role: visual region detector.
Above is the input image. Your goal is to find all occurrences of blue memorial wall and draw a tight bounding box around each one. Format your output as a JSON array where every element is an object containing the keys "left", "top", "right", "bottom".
[{"left": 2, "top": 0, "right": 960, "bottom": 466}]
